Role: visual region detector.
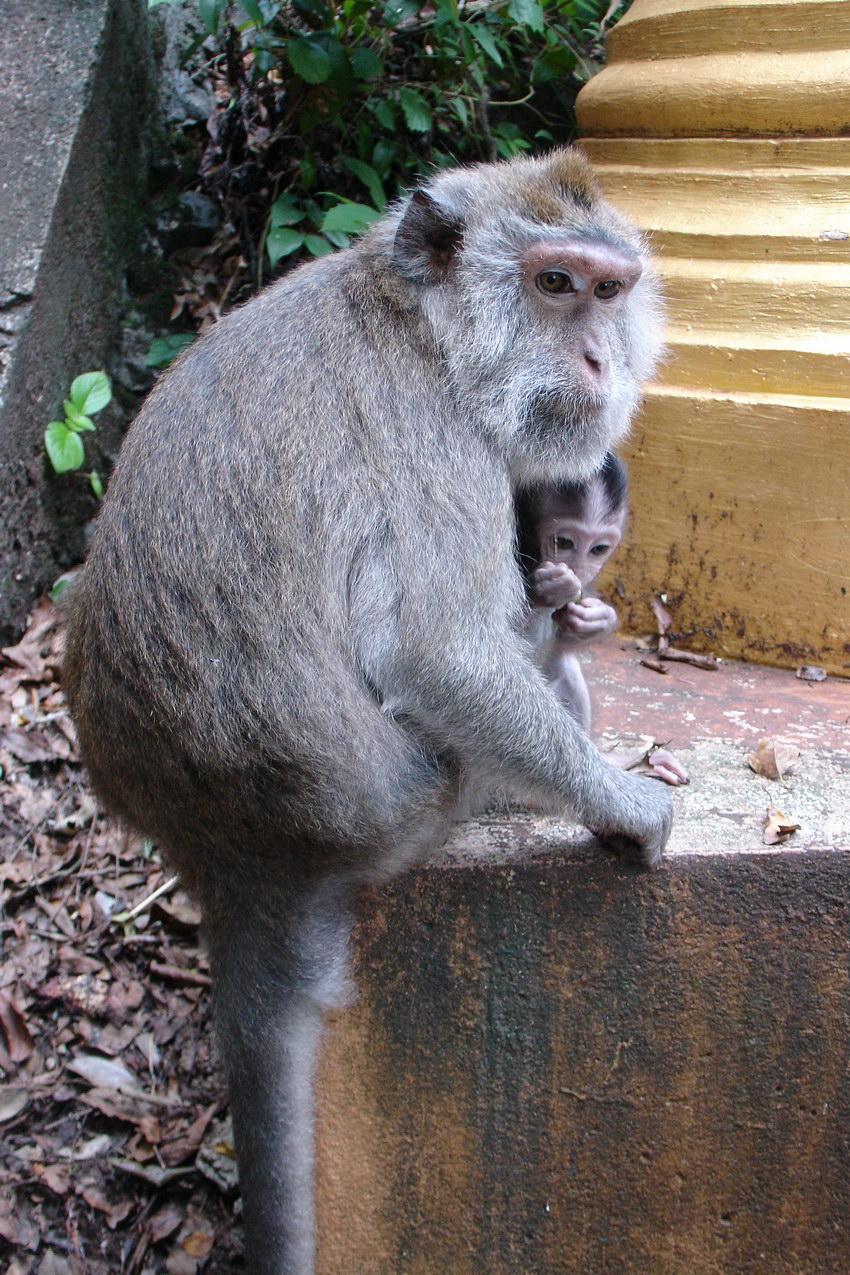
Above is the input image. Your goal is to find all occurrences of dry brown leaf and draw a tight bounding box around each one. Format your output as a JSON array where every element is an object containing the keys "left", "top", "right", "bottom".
[
  {"left": 662, "top": 646, "right": 720, "bottom": 671},
  {"left": 182, "top": 1230, "right": 214, "bottom": 1259},
  {"left": 764, "top": 807, "right": 801, "bottom": 845},
  {"left": 160, "top": 1101, "right": 218, "bottom": 1167},
  {"left": 149, "top": 1204, "right": 184, "bottom": 1244},
  {"left": 152, "top": 898, "right": 202, "bottom": 933},
  {"left": 0, "top": 1087, "right": 28, "bottom": 1122},
  {"left": 0, "top": 991, "right": 35, "bottom": 1062},
  {"left": 1, "top": 727, "right": 61, "bottom": 765},
  {"left": 0, "top": 641, "right": 47, "bottom": 682},
  {"left": 748, "top": 738, "right": 800, "bottom": 782},
  {"left": 651, "top": 596, "right": 672, "bottom": 637},
  {"left": 33, "top": 1162, "right": 74, "bottom": 1196}
]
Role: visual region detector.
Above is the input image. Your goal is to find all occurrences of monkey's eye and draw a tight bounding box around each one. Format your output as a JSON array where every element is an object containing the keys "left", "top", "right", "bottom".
[
  {"left": 537, "top": 270, "right": 574, "bottom": 295},
  {"left": 554, "top": 536, "right": 575, "bottom": 551},
  {"left": 594, "top": 280, "right": 622, "bottom": 300},
  {"left": 590, "top": 543, "right": 611, "bottom": 556}
]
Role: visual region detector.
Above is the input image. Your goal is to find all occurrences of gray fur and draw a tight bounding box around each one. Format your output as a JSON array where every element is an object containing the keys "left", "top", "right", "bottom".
[{"left": 63, "top": 149, "right": 670, "bottom": 1275}]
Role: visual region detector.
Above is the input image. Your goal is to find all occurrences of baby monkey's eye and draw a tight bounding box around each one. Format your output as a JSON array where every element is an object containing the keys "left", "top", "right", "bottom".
[
  {"left": 594, "top": 280, "right": 622, "bottom": 300},
  {"left": 537, "top": 270, "right": 574, "bottom": 295},
  {"left": 590, "top": 543, "right": 611, "bottom": 556},
  {"left": 555, "top": 536, "right": 575, "bottom": 551}
]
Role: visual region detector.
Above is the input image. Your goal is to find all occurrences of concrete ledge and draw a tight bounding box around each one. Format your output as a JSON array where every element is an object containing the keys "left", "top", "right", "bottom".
[
  {"left": 316, "top": 643, "right": 850, "bottom": 1273},
  {"left": 0, "top": 0, "right": 150, "bottom": 641}
]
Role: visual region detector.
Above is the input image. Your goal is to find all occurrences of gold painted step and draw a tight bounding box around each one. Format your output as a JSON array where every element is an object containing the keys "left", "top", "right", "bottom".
[
  {"left": 660, "top": 260, "right": 850, "bottom": 332},
  {"left": 579, "top": 0, "right": 850, "bottom": 136},
  {"left": 607, "top": 0, "right": 850, "bottom": 60},
  {"left": 662, "top": 334, "right": 850, "bottom": 397}
]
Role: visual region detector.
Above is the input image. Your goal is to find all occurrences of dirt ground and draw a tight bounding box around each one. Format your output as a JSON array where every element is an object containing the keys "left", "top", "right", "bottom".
[{"left": 0, "top": 599, "right": 243, "bottom": 1273}]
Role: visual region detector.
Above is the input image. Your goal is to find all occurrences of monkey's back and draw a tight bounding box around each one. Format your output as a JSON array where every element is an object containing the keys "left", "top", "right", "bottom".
[{"left": 64, "top": 252, "right": 510, "bottom": 888}]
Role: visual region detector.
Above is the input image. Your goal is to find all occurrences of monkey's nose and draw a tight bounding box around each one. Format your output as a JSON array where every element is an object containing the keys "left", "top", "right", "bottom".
[{"left": 582, "top": 347, "right": 608, "bottom": 381}]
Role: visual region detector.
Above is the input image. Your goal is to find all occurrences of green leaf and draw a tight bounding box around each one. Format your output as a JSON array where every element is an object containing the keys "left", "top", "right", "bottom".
[
  {"left": 269, "top": 195, "right": 304, "bottom": 228},
  {"left": 321, "top": 203, "right": 382, "bottom": 235},
  {"left": 63, "top": 402, "right": 96, "bottom": 432},
  {"left": 371, "top": 138, "right": 396, "bottom": 176},
  {"left": 434, "top": 0, "right": 460, "bottom": 27},
  {"left": 49, "top": 573, "right": 75, "bottom": 603},
  {"left": 508, "top": 0, "right": 545, "bottom": 32},
  {"left": 371, "top": 99, "right": 396, "bottom": 131},
  {"left": 534, "top": 42, "right": 576, "bottom": 83},
  {"left": 399, "top": 88, "right": 432, "bottom": 133},
  {"left": 199, "top": 0, "right": 228, "bottom": 34},
  {"left": 469, "top": 23, "right": 504, "bottom": 66},
  {"left": 351, "top": 46, "right": 382, "bottom": 80},
  {"left": 145, "top": 334, "right": 196, "bottom": 369},
  {"left": 342, "top": 158, "right": 386, "bottom": 211},
  {"left": 267, "top": 227, "right": 306, "bottom": 267},
  {"left": 90, "top": 471, "right": 104, "bottom": 500},
  {"left": 69, "top": 371, "right": 111, "bottom": 416},
  {"left": 452, "top": 96, "right": 470, "bottom": 129},
  {"left": 239, "top": 0, "right": 266, "bottom": 22},
  {"left": 304, "top": 235, "right": 336, "bottom": 257},
  {"left": 288, "top": 37, "right": 332, "bottom": 84},
  {"left": 45, "top": 422, "right": 85, "bottom": 474},
  {"left": 323, "top": 229, "right": 351, "bottom": 249}
]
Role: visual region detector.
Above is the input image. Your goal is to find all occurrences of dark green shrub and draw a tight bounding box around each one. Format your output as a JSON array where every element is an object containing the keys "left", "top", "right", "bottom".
[{"left": 167, "top": 0, "right": 628, "bottom": 281}]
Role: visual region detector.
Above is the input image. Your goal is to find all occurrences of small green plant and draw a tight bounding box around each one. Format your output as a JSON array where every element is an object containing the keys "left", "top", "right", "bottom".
[
  {"left": 145, "top": 333, "right": 197, "bottom": 369},
  {"left": 44, "top": 371, "right": 112, "bottom": 499}
]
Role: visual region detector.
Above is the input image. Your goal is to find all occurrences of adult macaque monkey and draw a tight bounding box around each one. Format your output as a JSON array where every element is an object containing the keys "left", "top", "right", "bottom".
[
  {"left": 64, "top": 150, "right": 672, "bottom": 1274},
  {"left": 518, "top": 455, "right": 689, "bottom": 786}
]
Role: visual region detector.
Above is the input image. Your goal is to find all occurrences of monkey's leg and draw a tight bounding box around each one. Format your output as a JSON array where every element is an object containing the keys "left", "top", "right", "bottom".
[{"left": 205, "top": 877, "right": 354, "bottom": 1275}]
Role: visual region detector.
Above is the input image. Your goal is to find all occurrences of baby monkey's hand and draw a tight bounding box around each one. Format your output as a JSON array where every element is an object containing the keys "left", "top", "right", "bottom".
[
  {"left": 553, "top": 596, "right": 618, "bottom": 641},
  {"left": 529, "top": 561, "right": 582, "bottom": 609}
]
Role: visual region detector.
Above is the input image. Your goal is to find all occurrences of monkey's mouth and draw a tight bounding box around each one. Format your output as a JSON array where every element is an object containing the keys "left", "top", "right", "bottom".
[{"left": 529, "top": 387, "right": 608, "bottom": 430}]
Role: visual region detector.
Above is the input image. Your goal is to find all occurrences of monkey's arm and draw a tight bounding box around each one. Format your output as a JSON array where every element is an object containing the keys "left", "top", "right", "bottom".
[
  {"left": 383, "top": 624, "right": 671, "bottom": 868},
  {"left": 537, "top": 647, "right": 593, "bottom": 733}
]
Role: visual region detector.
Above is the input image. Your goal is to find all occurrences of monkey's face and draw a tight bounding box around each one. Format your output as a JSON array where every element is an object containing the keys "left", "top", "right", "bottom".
[
  {"left": 521, "top": 238, "right": 643, "bottom": 403},
  {"left": 390, "top": 149, "right": 664, "bottom": 486},
  {"left": 535, "top": 481, "right": 626, "bottom": 589}
]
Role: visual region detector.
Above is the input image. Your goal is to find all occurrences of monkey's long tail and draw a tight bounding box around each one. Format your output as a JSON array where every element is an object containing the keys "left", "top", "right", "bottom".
[{"left": 205, "top": 876, "right": 355, "bottom": 1275}]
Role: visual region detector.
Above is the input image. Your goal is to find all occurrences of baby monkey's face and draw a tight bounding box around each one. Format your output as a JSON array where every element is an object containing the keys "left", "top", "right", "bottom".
[{"left": 535, "top": 478, "right": 626, "bottom": 589}]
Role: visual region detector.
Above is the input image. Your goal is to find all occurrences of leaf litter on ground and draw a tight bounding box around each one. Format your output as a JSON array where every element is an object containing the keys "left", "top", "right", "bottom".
[{"left": 0, "top": 599, "right": 242, "bottom": 1272}]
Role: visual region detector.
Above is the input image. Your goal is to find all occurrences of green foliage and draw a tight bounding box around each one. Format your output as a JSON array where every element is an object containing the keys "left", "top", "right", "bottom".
[
  {"left": 188, "top": 0, "right": 629, "bottom": 278},
  {"left": 44, "top": 371, "right": 111, "bottom": 498},
  {"left": 145, "top": 333, "right": 197, "bottom": 369}
]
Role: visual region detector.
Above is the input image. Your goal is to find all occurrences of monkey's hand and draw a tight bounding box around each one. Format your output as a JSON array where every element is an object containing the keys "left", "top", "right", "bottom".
[
  {"left": 590, "top": 773, "right": 673, "bottom": 871},
  {"left": 553, "top": 597, "right": 617, "bottom": 641},
  {"left": 529, "top": 561, "right": 582, "bottom": 610}
]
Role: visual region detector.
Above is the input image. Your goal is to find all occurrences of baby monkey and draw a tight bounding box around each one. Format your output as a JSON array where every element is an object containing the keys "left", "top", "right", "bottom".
[{"left": 518, "top": 454, "right": 688, "bottom": 786}]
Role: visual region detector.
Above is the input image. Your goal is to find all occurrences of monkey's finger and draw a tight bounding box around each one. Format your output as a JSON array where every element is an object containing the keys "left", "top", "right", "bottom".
[
  {"left": 648, "top": 751, "right": 690, "bottom": 786},
  {"left": 589, "top": 829, "right": 664, "bottom": 871}
]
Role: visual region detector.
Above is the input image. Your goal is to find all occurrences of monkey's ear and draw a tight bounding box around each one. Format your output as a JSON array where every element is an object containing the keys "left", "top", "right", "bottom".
[{"left": 392, "top": 190, "right": 465, "bottom": 284}]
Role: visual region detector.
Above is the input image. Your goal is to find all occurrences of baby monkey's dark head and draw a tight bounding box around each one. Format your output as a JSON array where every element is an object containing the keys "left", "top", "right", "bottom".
[{"left": 518, "top": 452, "right": 629, "bottom": 590}]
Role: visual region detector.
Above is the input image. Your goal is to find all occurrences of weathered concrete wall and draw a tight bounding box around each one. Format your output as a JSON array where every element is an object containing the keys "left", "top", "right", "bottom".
[
  {"left": 314, "top": 644, "right": 850, "bottom": 1273},
  {"left": 318, "top": 850, "right": 850, "bottom": 1275},
  {"left": 0, "top": 0, "right": 151, "bottom": 642}
]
